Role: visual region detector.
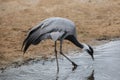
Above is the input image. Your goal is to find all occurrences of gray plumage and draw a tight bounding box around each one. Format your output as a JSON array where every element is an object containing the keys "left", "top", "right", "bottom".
[
  {"left": 22, "top": 17, "right": 76, "bottom": 52},
  {"left": 22, "top": 17, "right": 94, "bottom": 73}
]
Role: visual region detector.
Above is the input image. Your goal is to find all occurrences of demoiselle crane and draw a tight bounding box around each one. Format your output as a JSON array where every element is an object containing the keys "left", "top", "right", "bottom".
[{"left": 22, "top": 17, "right": 94, "bottom": 73}]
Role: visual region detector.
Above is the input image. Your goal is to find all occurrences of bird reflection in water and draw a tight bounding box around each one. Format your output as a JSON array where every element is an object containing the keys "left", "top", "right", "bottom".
[
  {"left": 87, "top": 70, "right": 94, "bottom": 80},
  {"left": 55, "top": 70, "right": 94, "bottom": 80}
]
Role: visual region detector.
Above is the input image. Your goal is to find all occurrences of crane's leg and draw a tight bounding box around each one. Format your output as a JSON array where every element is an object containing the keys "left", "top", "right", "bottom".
[
  {"left": 55, "top": 41, "right": 59, "bottom": 74},
  {"left": 59, "top": 41, "right": 77, "bottom": 71}
]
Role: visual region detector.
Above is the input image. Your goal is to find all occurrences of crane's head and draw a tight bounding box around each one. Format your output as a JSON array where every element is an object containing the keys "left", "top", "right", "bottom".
[{"left": 82, "top": 43, "right": 94, "bottom": 60}]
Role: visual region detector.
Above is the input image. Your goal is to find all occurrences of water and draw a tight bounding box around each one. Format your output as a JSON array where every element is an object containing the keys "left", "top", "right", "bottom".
[{"left": 0, "top": 40, "right": 120, "bottom": 80}]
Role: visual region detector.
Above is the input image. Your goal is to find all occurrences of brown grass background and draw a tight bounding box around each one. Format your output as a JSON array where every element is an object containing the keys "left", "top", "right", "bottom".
[{"left": 0, "top": 0, "right": 120, "bottom": 68}]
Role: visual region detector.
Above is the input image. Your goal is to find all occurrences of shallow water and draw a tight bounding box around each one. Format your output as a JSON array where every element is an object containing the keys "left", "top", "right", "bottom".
[{"left": 0, "top": 40, "right": 120, "bottom": 80}]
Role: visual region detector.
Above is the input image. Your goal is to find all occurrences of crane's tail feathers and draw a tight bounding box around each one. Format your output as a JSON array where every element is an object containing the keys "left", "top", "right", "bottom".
[
  {"left": 22, "top": 24, "right": 43, "bottom": 49},
  {"left": 32, "top": 33, "right": 50, "bottom": 45},
  {"left": 22, "top": 33, "right": 42, "bottom": 53},
  {"left": 21, "top": 19, "right": 54, "bottom": 53},
  {"left": 21, "top": 37, "right": 32, "bottom": 53},
  {"left": 21, "top": 37, "right": 27, "bottom": 51},
  {"left": 23, "top": 41, "right": 31, "bottom": 53},
  {"left": 21, "top": 35, "right": 34, "bottom": 53},
  {"left": 32, "top": 38, "right": 42, "bottom": 45}
]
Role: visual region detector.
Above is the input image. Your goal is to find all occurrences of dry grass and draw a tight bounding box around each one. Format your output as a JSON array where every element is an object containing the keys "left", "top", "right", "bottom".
[{"left": 0, "top": 0, "right": 120, "bottom": 68}]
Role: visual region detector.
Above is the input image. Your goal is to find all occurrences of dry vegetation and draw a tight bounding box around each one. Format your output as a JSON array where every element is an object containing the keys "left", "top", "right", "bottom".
[{"left": 0, "top": 0, "right": 120, "bottom": 68}]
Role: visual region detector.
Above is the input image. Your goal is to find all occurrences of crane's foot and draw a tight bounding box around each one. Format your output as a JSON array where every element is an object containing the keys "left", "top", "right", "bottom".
[{"left": 72, "top": 62, "right": 78, "bottom": 71}]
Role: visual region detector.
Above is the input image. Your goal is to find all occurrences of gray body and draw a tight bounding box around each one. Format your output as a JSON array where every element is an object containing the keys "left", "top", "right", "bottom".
[
  {"left": 22, "top": 17, "right": 94, "bottom": 73},
  {"left": 29, "top": 17, "right": 76, "bottom": 43},
  {"left": 22, "top": 17, "right": 78, "bottom": 51}
]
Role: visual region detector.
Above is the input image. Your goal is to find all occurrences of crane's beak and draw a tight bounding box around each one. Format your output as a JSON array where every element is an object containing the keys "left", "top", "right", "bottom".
[
  {"left": 86, "top": 49, "right": 94, "bottom": 61},
  {"left": 91, "top": 54, "right": 94, "bottom": 60}
]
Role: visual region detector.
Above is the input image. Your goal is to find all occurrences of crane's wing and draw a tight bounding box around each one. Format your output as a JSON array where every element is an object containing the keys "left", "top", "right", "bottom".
[
  {"left": 22, "top": 29, "right": 42, "bottom": 53},
  {"left": 22, "top": 31, "right": 65, "bottom": 53},
  {"left": 32, "top": 31, "right": 65, "bottom": 45},
  {"left": 22, "top": 21, "right": 66, "bottom": 53},
  {"left": 22, "top": 19, "right": 54, "bottom": 53},
  {"left": 22, "top": 17, "right": 75, "bottom": 53}
]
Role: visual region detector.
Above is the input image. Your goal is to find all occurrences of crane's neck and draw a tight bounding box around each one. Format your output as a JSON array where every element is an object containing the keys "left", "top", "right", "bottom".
[{"left": 65, "top": 35, "right": 83, "bottom": 49}]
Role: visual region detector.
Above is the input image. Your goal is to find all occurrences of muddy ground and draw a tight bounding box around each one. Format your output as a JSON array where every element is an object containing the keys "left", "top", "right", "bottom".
[{"left": 0, "top": 0, "right": 120, "bottom": 68}]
